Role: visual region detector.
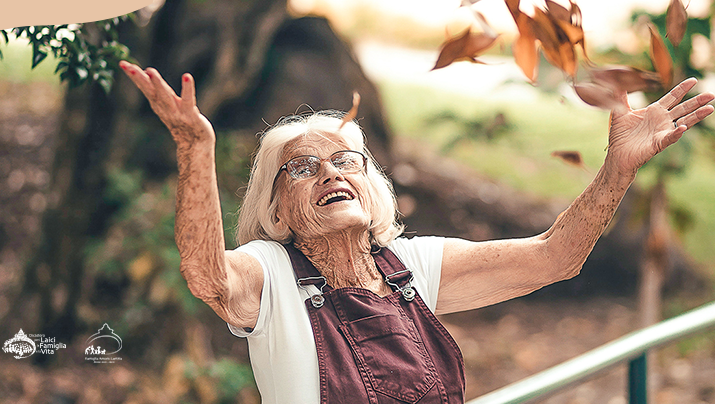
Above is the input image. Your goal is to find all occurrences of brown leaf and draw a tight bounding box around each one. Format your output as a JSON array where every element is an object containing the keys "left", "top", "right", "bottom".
[
  {"left": 432, "top": 28, "right": 499, "bottom": 70},
  {"left": 569, "top": 0, "right": 583, "bottom": 26},
  {"left": 573, "top": 82, "right": 623, "bottom": 110},
  {"left": 649, "top": 24, "right": 673, "bottom": 88},
  {"left": 551, "top": 150, "right": 586, "bottom": 169},
  {"left": 546, "top": 0, "right": 590, "bottom": 64},
  {"left": 590, "top": 66, "right": 662, "bottom": 93},
  {"left": 339, "top": 92, "right": 360, "bottom": 130},
  {"left": 530, "top": 7, "right": 577, "bottom": 77},
  {"left": 504, "top": 0, "right": 521, "bottom": 21},
  {"left": 512, "top": 13, "right": 539, "bottom": 82},
  {"left": 666, "top": 0, "right": 687, "bottom": 47},
  {"left": 545, "top": 0, "right": 570, "bottom": 23}
]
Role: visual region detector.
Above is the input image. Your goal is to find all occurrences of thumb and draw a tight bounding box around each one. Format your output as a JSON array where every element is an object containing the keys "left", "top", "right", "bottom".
[{"left": 610, "top": 89, "right": 631, "bottom": 117}]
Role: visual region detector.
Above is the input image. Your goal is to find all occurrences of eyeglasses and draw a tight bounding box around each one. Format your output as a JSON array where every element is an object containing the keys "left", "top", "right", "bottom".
[{"left": 276, "top": 150, "right": 367, "bottom": 181}]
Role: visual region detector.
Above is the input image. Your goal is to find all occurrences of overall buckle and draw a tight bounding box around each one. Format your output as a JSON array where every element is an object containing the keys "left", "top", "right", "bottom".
[
  {"left": 297, "top": 276, "right": 328, "bottom": 308},
  {"left": 385, "top": 269, "right": 416, "bottom": 302}
]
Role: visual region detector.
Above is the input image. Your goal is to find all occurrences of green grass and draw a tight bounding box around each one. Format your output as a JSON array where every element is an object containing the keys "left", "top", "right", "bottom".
[
  {"left": 379, "top": 80, "right": 610, "bottom": 198},
  {"left": 378, "top": 79, "right": 715, "bottom": 273}
]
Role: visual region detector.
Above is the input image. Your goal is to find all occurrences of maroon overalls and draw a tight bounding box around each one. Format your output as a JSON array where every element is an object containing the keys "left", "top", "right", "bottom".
[{"left": 284, "top": 244, "right": 465, "bottom": 404}]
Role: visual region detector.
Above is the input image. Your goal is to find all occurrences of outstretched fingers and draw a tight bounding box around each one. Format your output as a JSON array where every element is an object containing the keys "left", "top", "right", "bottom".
[
  {"left": 674, "top": 104, "right": 715, "bottom": 128},
  {"left": 119, "top": 60, "right": 154, "bottom": 97},
  {"left": 670, "top": 93, "right": 715, "bottom": 123},
  {"left": 658, "top": 77, "right": 698, "bottom": 110},
  {"left": 145, "top": 67, "right": 182, "bottom": 110}
]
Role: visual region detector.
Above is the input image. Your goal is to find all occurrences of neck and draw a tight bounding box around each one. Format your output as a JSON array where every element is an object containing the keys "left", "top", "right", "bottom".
[{"left": 294, "top": 229, "right": 383, "bottom": 290}]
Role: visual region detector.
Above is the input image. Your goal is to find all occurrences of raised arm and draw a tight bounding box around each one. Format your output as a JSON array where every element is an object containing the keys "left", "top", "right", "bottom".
[
  {"left": 119, "top": 61, "right": 262, "bottom": 329},
  {"left": 436, "top": 78, "right": 714, "bottom": 315}
]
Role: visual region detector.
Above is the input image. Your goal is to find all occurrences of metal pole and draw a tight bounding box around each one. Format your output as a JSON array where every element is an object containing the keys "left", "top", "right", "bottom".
[
  {"left": 628, "top": 353, "right": 647, "bottom": 404},
  {"left": 467, "top": 300, "right": 715, "bottom": 404}
]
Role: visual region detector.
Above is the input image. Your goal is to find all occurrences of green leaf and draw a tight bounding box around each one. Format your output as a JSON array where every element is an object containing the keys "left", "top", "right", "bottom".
[
  {"left": 97, "top": 77, "right": 113, "bottom": 95},
  {"left": 54, "top": 61, "right": 69, "bottom": 73},
  {"left": 31, "top": 49, "right": 48, "bottom": 69}
]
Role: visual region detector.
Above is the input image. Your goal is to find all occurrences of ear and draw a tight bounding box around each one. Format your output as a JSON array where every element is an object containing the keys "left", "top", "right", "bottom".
[{"left": 273, "top": 211, "right": 290, "bottom": 235}]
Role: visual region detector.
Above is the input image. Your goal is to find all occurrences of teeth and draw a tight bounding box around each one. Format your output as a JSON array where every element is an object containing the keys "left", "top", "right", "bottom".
[{"left": 317, "top": 191, "right": 353, "bottom": 206}]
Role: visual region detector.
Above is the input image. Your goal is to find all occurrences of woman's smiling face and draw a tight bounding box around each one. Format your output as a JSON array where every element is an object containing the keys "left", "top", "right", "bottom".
[{"left": 274, "top": 132, "right": 372, "bottom": 241}]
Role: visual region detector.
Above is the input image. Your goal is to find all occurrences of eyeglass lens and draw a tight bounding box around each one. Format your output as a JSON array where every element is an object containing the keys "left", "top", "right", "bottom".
[{"left": 286, "top": 151, "right": 364, "bottom": 179}]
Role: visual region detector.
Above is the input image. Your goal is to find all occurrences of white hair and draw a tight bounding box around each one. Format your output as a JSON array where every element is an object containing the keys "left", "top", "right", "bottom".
[{"left": 237, "top": 111, "right": 403, "bottom": 247}]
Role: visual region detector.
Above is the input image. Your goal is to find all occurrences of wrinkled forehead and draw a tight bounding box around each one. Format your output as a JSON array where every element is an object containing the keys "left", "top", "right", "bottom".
[{"left": 281, "top": 131, "right": 360, "bottom": 160}]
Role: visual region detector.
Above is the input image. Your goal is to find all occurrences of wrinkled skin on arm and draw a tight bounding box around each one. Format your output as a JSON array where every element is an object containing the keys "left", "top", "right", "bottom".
[
  {"left": 437, "top": 78, "right": 714, "bottom": 315},
  {"left": 120, "top": 61, "right": 263, "bottom": 329}
]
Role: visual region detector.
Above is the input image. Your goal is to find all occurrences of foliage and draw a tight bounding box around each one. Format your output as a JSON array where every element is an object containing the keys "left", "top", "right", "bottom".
[{"left": 0, "top": 16, "right": 135, "bottom": 94}]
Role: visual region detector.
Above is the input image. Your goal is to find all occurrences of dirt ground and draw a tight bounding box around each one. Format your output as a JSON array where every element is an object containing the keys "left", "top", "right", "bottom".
[{"left": 1, "top": 81, "right": 714, "bottom": 404}]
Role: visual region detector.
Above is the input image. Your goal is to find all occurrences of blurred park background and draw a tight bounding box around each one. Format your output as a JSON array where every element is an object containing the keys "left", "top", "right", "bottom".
[{"left": 1, "top": 0, "right": 715, "bottom": 402}]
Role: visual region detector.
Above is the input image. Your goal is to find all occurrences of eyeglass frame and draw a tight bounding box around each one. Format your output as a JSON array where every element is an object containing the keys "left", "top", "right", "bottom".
[{"left": 273, "top": 150, "right": 368, "bottom": 184}]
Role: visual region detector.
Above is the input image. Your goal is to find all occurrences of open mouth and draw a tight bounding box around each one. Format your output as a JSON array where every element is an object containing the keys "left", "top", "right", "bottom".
[{"left": 317, "top": 191, "right": 355, "bottom": 206}]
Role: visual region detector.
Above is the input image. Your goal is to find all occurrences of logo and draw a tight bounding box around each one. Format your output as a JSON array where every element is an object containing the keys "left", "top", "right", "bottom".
[
  {"left": 84, "top": 323, "right": 123, "bottom": 364},
  {"left": 2, "top": 329, "right": 35, "bottom": 359},
  {"left": 2, "top": 329, "right": 67, "bottom": 359}
]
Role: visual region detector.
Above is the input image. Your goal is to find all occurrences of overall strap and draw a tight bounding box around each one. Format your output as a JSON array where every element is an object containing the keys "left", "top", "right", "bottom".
[
  {"left": 283, "top": 243, "right": 332, "bottom": 308},
  {"left": 283, "top": 243, "right": 323, "bottom": 280},
  {"left": 372, "top": 246, "right": 416, "bottom": 302}
]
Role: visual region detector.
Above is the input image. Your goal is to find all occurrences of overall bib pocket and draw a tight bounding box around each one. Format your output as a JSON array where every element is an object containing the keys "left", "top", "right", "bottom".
[{"left": 339, "top": 313, "right": 438, "bottom": 403}]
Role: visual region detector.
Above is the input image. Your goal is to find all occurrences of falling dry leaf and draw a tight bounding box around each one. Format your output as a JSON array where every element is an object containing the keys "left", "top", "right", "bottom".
[
  {"left": 589, "top": 66, "right": 662, "bottom": 93},
  {"left": 545, "top": 0, "right": 570, "bottom": 23},
  {"left": 506, "top": 0, "right": 539, "bottom": 82},
  {"left": 649, "top": 24, "right": 673, "bottom": 88},
  {"left": 432, "top": 27, "right": 499, "bottom": 70},
  {"left": 504, "top": 0, "right": 521, "bottom": 21},
  {"left": 549, "top": 0, "right": 591, "bottom": 64},
  {"left": 511, "top": 17, "right": 539, "bottom": 81},
  {"left": 551, "top": 150, "right": 586, "bottom": 169},
  {"left": 530, "top": 7, "right": 577, "bottom": 77},
  {"left": 573, "top": 82, "right": 624, "bottom": 110},
  {"left": 339, "top": 92, "right": 360, "bottom": 130},
  {"left": 666, "top": 0, "right": 687, "bottom": 47}
]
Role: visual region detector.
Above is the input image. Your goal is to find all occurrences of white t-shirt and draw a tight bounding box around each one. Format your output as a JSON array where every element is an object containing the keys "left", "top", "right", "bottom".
[{"left": 228, "top": 236, "right": 445, "bottom": 404}]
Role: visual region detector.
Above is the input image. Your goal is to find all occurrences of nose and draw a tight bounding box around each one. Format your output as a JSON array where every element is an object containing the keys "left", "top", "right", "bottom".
[{"left": 318, "top": 159, "right": 345, "bottom": 185}]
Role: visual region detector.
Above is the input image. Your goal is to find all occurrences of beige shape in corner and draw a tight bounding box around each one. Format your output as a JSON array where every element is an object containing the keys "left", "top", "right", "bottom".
[{"left": 0, "top": 0, "right": 154, "bottom": 30}]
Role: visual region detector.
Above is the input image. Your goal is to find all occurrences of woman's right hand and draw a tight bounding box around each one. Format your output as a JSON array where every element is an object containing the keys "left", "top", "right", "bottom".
[{"left": 119, "top": 61, "right": 215, "bottom": 147}]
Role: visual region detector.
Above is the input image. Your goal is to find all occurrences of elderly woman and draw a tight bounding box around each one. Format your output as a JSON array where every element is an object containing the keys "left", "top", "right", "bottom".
[{"left": 119, "top": 60, "right": 713, "bottom": 403}]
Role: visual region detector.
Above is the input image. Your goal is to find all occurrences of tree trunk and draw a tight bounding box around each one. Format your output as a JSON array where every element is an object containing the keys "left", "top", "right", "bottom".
[{"left": 639, "top": 178, "right": 669, "bottom": 327}]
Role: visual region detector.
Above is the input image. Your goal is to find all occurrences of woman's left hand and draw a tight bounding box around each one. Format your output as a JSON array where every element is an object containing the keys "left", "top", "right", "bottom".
[{"left": 607, "top": 78, "right": 714, "bottom": 176}]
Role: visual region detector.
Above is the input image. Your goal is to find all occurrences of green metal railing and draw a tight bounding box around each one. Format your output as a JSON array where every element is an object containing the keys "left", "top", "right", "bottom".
[{"left": 467, "top": 300, "right": 715, "bottom": 404}]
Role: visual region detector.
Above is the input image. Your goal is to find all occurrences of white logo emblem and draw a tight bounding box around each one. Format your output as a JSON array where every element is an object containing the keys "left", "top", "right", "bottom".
[
  {"left": 2, "top": 329, "right": 36, "bottom": 359},
  {"left": 85, "top": 323, "right": 123, "bottom": 363},
  {"left": 2, "top": 329, "right": 66, "bottom": 359}
]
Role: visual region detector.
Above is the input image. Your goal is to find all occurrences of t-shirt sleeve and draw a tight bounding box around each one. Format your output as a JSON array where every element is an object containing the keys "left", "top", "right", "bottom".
[
  {"left": 227, "top": 240, "right": 288, "bottom": 338},
  {"left": 387, "top": 236, "right": 445, "bottom": 312}
]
